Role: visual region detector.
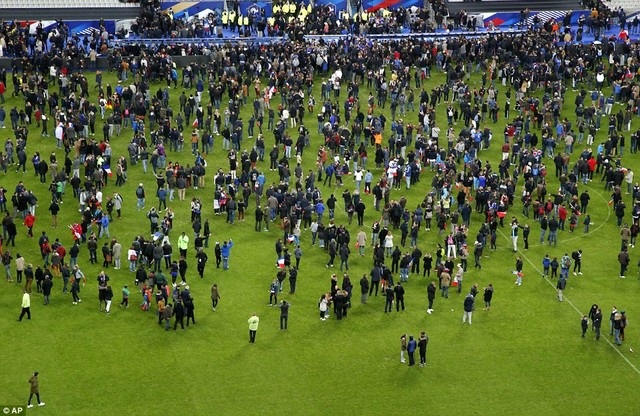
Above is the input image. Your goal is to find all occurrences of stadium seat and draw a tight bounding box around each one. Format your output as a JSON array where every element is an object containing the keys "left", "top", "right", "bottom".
[
  {"left": 607, "top": 0, "right": 640, "bottom": 13},
  {"left": 0, "top": 0, "right": 139, "bottom": 7}
]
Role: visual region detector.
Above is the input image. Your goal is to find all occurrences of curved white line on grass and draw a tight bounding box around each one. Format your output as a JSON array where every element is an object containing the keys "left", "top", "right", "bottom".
[
  {"left": 562, "top": 182, "right": 612, "bottom": 243},
  {"left": 497, "top": 226, "right": 640, "bottom": 377}
]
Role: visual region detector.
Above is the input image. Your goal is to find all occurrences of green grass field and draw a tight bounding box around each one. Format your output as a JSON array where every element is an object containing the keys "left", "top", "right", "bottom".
[{"left": 1, "top": 60, "right": 640, "bottom": 416}]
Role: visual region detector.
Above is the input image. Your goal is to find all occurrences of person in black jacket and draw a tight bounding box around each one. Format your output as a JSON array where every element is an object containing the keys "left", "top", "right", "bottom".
[
  {"left": 593, "top": 308, "right": 603, "bottom": 340},
  {"left": 359, "top": 274, "right": 369, "bottom": 304},
  {"left": 369, "top": 266, "right": 381, "bottom": 296},
  {"left": 42, "top": 277, "right": 53, "bottom": 305},
  {"left": 173, "top": 300, "right": 185, "bottom": 330},
  {"left": 184, "top": 298, "right": 196, "bottom": 326},
  {"left": 214, "top": 242, "right": 222, "bottom": 268},
  {"left": 394, "top": 282, "right": 405, "bottom": 312},
  {"left": 427, "top": 281, "right": 436, "bottom": 314},
  {"left": 384, "top": 284, "right": 394, "bottom": 313},
  {"left": 196, "top": 249, "right": 208, "bottom": 278}
]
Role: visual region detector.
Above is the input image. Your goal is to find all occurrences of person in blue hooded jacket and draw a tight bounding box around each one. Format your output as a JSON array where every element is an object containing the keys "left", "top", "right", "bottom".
[
  {"left": 221, "top": 239, "right": 234, "bottom": 270},
  {"left": 407, "top": 335, "right": 417, "bottom": 366}
]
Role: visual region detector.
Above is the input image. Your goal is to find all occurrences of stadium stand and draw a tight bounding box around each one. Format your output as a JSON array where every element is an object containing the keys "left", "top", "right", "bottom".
[{"left": 0, "top": 0, "right": 138, "bottom": 7}]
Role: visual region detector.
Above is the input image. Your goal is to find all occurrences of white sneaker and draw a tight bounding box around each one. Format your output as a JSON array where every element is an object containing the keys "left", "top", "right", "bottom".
[
  {"left": 620, "top": 276, "right": 626, "bottom": 279},
  {"left": 427, "top": 309, "right": 432, "bottom": 314},
  {"left": 39, "top": 403, "right": 45, "bottom": 407},
  {"left": 73, "top": 302, "right": 77, "bottom": 305},
  {"left": 573, "top": 272, "right": 577, "bottom": 276},
  {"left": 27, "top": 405, "right": 33, "bottom": 409},
  {"left": 578, "top": 272, "right": 583, "bottom": 275},
  {"left": 401, "top": 360, "right": 406, "bottom": 363}
]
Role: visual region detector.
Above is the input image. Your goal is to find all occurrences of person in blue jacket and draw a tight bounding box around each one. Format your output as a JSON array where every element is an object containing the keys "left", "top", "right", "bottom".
[
  {"left": 221, "top": 239, "right": 234, "bottom": 270},
  {"left": 407, "top": 335, "right": 417, "bottom": 366}
]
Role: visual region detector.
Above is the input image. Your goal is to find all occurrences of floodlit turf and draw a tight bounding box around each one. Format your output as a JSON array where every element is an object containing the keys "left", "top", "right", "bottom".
[{"left": 1, "top": 63, "right": 639, "bottom": 415}]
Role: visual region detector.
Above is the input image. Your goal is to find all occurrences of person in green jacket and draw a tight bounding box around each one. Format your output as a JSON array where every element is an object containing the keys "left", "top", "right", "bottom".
[
  {"left": 248, "top": 313, "right": 260, "bottom": 343},
  {"left": 18, "top": 290, "right": 31, "bottom": 321},
  {"left": 120, "top": 285, "right": 130, "bottom": 308}
]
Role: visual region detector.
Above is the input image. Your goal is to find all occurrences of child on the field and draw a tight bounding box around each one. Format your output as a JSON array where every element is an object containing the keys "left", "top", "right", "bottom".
[{"left": 140, "top": 284, "right": 150, "bottom": 311}]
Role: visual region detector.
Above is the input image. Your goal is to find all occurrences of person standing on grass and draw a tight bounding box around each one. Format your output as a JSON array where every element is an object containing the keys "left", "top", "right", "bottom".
[
  {"left": 24, "top": 211, "right": 35, "bottom": 238},
  {"left": 158, "top": 302, "right": 170, "bottom": 330},
  {"left": 269, "top": 278, "right": 278, "bottom": 306},
  {"left": 418, "top": 331, "right": 429, "bottom": 367},
  {"left": 407, "top": 335, "right": 417, "bottom": 367},
  {"left": 104, "top": 285, "right": 114, "bottom": 314},
  {"left": 618, "top": 247, "right": 630, "bottom": 278},
  {"left": 185, "top": 297, "right": 196, "bottom": 326},
  {"left": 196, "top": 248, "right": 208, "bottom": 278},
  {"left": 173, "top": 299, "right": 185, "bottom": 330},
  {"left": 120, "top": 285, "right": 130, "bottom": 308},
  {"left": 557, "top": 275, "right": 567, "bottom": 302},
  {"left": 581, "top": 316, "right": 589, "bottom": 337},
  {"left": 483, "top": 284, "right": 494, "bottom": 310},
  {"left": 463, "top": 292, "right": 474, "bottom": 325},
  {"left": 613, "top": 312, "right": 623, "bottom": 346},
  {"left": 49, "top": 199, "right": 59, "bottom": 228},
  {"left": 97, "top": 270, "right": 109, "bottom": 312},
  {"left": 18, "top": 289, "right": 31, "bottom": 321},
  {"left": 211, "top": 283, "right": 220, "bottom": 311},
  {"left": 42, "top": 277, "right": 53, "bottom": 305},
  {"left": 400, "top": 334, "right": 407, "bottom": 363},
  {"left": 248, "top": 312, "right": 259, "bottom": 343},
  {"left": 71, "top": 275, "right": 81, "bottom": 305},
  {"left": 221, "top": 239, "right": 234, "bottom": 270},
  {"left": 593, "top": 308, "right": 603, "bottom": 340},
  {"left": 394, "top": 282, "right": 405, "bottom": 312},
  {"left": 384, "top": 283, "right": 394, "bottom": 313},
  {"left": 427, "top": 281, "right": 436, "bottom": 314},
  {"left": 27, "top": 372, "right": 45, "bottom": 408},
  {"left": 15, "top": 252, "right": 24, "bottom": 284},
  {"left": 277, "top": 300, "right": 290, "bottom": 330},
  {"left": 288, "top": 267, "right": 298, "bottom": 294},
  {"left": 359, "top": 274, "right": 369, "bottom": 304},
  {"left": 514, "top": 257, "right": 524, "bottom": 286}
]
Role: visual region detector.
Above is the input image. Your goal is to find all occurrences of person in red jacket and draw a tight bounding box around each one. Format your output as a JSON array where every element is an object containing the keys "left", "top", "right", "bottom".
[
  {"left": 24, "top": 212, "right": 35, "bottom": 238},
  {"left": 558, "top": 205, "right": 567, "bottom": 230}
]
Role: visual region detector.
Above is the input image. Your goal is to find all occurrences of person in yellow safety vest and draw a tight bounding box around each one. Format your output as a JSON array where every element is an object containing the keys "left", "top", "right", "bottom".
[
  {"left": 307, "top": 4, "right": 312, "bottom": 13},
  {"left": 273, "top": 4, "right": 281, "bottom": 14},
  {"left": 238, "top": 14, "right": 244, "bottom": 28},
  {"left": 167, "top": 8, "right": 174, "bottom": 20},
  {"left": 243, "top": 15, "right": 249, "bottom": 27},
  {"left": 222, "top": 11, "right": 228, "bottom": 28},
  {"left": 282, "top": 2, "right": 289, "bottom": 14},
  {"left": 289, "top": 2, "right": 296, "bottom": 14}
]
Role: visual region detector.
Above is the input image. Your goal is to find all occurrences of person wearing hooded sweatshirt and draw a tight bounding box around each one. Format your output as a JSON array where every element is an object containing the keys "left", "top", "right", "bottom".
[{"left": 221, "top": 239, "right": 234, "bottom": 270}]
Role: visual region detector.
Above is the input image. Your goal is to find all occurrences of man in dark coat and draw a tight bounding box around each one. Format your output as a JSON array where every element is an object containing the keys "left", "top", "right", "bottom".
[{"left": 173, "top": 299, "right": 185, "bottom": 330}]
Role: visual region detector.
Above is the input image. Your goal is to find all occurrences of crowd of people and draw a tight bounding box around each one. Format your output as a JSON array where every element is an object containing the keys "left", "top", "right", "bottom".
[{"left": 1, "top": 0, "right": 637, "bottom": 353}]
